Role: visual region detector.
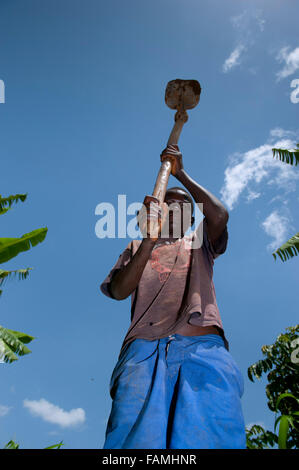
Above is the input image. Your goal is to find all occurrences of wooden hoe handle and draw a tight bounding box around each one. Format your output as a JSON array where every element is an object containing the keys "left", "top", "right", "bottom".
[{"left": 152, "top": 108, "right": 188, "bottom": 203}]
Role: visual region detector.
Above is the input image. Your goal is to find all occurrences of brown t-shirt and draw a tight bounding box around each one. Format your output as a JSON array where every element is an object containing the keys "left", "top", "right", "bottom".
[{"left": 100, "top": 217, "right": 229, "bottom": 357}]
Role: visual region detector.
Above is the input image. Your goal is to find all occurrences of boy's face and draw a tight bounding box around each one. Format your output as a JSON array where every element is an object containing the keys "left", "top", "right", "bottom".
[{"left": 163, "top": 189, "right": 194, "bottom": 238}]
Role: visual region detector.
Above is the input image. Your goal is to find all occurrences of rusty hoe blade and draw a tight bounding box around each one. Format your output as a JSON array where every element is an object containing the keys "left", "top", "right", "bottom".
[{"left": 165, "top": 79, "right": 201, "bottom": 111}]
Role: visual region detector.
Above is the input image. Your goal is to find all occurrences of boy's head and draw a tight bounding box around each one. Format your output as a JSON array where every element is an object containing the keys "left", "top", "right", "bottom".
[
  {"left": 165, "top": 187, "right": 194, "bottom": 214},
  {"left": 163, "top": 186, "right": 195, "bottom": 238}
]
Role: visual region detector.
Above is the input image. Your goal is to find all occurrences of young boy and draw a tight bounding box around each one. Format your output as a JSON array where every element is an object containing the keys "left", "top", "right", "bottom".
[{"left": 100, "top": 144, "right": 246, "bottom": 449}]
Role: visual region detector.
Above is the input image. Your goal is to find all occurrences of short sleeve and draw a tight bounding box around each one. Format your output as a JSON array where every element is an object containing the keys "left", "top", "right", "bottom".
[
  {"left": 202, "top": 217, "right": 228, "bottom": 260},
  {"left": 100, "top": 242, "right": 132, "bottom": 299}
]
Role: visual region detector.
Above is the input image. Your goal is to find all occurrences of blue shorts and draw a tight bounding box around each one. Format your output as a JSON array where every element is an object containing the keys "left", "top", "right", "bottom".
[{"left": 103, "top": 334, "right": 246, "bottom": 449}]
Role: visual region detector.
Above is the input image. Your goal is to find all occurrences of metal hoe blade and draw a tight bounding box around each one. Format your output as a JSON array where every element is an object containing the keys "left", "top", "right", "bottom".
[{"left": 165, "top": 79, "right": 201, "bottom": 110}]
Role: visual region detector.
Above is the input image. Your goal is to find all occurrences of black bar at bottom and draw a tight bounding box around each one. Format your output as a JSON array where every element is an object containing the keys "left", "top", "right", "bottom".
[{"left": 0, "top": 448, "right": 297, "bottom": 466}]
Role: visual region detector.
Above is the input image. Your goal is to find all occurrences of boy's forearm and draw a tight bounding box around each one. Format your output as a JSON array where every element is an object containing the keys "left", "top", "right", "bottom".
[
  {"left": 110, "top": 238, "right": 156, "bottom": 300},
  {"left": 175, "top": 169, "right": 229, "bottom": 241},
  {"left": 176, "top": 169, "right": 228, "bottom": 219}
]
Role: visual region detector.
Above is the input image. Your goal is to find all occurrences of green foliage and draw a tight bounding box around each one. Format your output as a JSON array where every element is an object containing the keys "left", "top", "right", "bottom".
[
  {"left": 247, "top": 325, "right": 299, "bottom": 448},
  {"left": 274, "top": 393, "right": 299, "bottom": 449},
  {"left": 272, "top": 143, "right": 299, "bottom": 166},
  {"left": 272, "top": 232, "right": 299, "bottom": 262},
  {"left": 0, "top": 192, "right": 47, "bottom": 364},
  {"left": 0, "top": 194, "right": 27, "bottom": 216},
  {"left": 246, "top": 424, "right": 278, "bottom": 449},
  {"left": 0, "top": 325, "right": 35, "bottom": 363},
  {"left": 0, "top": 228, "right": 48, "bottom": 264},
  {"left": 4, "top": 440, "right": 19, "bottom": 449},
  {"left": 0, "top": 268, "right": 32, "bottom": 296},
  {"left": 3, "top": 439, "right": 64, "bottom": 449},
  {"left": 44, "top": 441, "right": 64, "bottom": 449},
  {"left": 271, "top": 144, "right": 299, "bottom": 262}
]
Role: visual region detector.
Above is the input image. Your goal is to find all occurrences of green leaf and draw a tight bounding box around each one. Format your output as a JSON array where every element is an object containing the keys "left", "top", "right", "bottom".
[
  {"left": 0, "top": 207, "right": 10, "bottom": 216},
  {"left": 247, "top": 359, "right": 270, "bottom": 381},
  {"left": 272, "top": 232, "right": 299, "bottom": 262},
  {"left": 272, "top": 146, "right": 299, "bottom": 166},
  {"left": 274, "top": 415, "right": 282, "bottom": 432},
  {"left": 246, "top": 424, "right": 278, "bottom": 449},
  {"left": 276, "top": 393, "right": 299, "bottom": 412},
  {"left": 0, "top": 194, "right": 27, "bottom": 213},
  {"left": 0, "top": 268, "right": 32, "bottom": 292},
  {"left": 278, "top": 415, "right": 289, "bottom": 449},
  {"left": 6, "top": 328, "right": 35, "bottom": 344},
  {"left": 0, "top": 325, "right": 35, "bottom": 364},
  {"left": 247, "top": 366, "right": 254, "bottom": 382},
  {"left": 0, "top": 228, "right": 48, "bottom": 264},
  {"left": 4, "top": 439, "right": 19, "bottom": 449},
  {"left": 44, "top": 441, "right": 64, "bottom": 449}
]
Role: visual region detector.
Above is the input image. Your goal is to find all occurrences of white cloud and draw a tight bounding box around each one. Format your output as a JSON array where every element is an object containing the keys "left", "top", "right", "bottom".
[
  {"left": 0, "top": 405, "right": 11, "bottom": 417},
  {"left": 223, "top": 45, "right": 246, "bottom": 73},
  {"left": 222, "top": 10, "right": 265, "bottom": 73},
  {"left": 246, "top": 189, "right": 261, "bottom": 202},
  {"left": 231, "top": 9, "right": 265, "bottom": 35},
  {"left": 231, "top": 11, "right": 246, "bottom": 29},
  {"left": 257, "top": 16, "right": 266, "bottom": 32},
  {"left": 261, "top": 210, "right": 290, "bottom": 251},
  {"left": 276, "top": 46, "right": 299, "bottom": 81},
  {"left": 220, "top": 130, "right": 299, "bottom": 210},
  {"left": 220, "top": 130, "right": 298, "bottom": 252},
  {"left": 270, "top": 127, "right": 297, "bottom": 139},
  {"left": 23, "top": 398, "right": 86, "bottom": 428}
]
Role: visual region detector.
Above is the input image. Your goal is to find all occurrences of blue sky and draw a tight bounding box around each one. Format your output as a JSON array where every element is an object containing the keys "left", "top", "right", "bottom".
[{"left": 0, "top": 0, "right": 298, "bottom": 449}]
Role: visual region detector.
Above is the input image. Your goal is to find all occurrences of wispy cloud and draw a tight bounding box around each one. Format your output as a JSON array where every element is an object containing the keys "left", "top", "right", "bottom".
[
  {"left": 223, "top": 45, "right": 246, "bottom": 73},
  {"left": 231, "top": 10, "right": 265, "bottom": 35},
  {"left": 270, "top": 127, "right": 297, "bottom": 139},
  {"left": 220, "top": 129, "right": 299, "bottom": 210},
  {"left": 246, "top": 189, "right": 261, "bottom": 203},
  {"left": 261, "top": 210, "right": 290, "bottom": 251},
  {"left": 222, "top": 9, "right": 265, "bottom": 73},
  {"left": 256, "top": 16, "right": 266, "bottom": 33},
  {"left": 220, "top": 129, "right": 299, "bottom": 251},
  {"left": 276, "top": 46, "right": 299, "bottom": 81},
  {"left": 0, "top": 404, "right": 12, "bottom": 417},
  {"left": 23, "top": 398, "right": 86, "bottom": 428}
]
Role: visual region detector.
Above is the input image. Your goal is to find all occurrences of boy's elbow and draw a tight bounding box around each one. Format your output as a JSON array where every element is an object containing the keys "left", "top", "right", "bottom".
[
  {"left": 216, "top": 206, "right": 229, "bottom": 225},
  {"left": 222, "top": 209, "right": 229, "bottom": 224},
  {"left": 110, "top": 279, "right": 129, "bottom": 301}
]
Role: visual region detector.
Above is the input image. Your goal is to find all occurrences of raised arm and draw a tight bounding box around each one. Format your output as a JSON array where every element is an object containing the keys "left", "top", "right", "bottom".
[{"left": 160, "top": 145, "right": 229, "bottom": 244}]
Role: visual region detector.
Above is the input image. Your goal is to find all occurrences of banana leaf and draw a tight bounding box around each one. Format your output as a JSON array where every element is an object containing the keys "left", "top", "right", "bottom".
[
  {"left": 0, "top": 325, "right": 35, "bottom": 364},
  {"left": 0, "top": 228, "right": 48, "bottom": 264}
]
